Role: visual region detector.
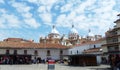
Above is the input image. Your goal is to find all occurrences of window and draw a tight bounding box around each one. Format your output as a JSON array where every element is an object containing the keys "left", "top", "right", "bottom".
[
  {"left": 108, "top": 45, "right": 119, "bottom": 52},
  {"left": 14, "top": 50, "right": 17, "bottom": 55},
  {"left": 113, "top": 38, "right": 118, "bottom": 42},
  {"left": 77, "top": 50, "right": 79, "bottom": 54},
  {"left": 94, "top": 45, "right": 96, "bottom": 48},
  {"left": 34, "top": 50, "right": 38, "bottom": 55},
  {"left": 71, "top": 51, "right": 72, "bottom": 54},
  {"left": 6, "top": 50, "right": 9, "bottom": 55},
  {"left": 47, "top": 50, "right": 51, "bottom": 56},
  {"left": 24, "top": 50, "right": 27, "bottom": 55},
  {"left": 60, "top": 50, "right": 63, "bottom": 55}
]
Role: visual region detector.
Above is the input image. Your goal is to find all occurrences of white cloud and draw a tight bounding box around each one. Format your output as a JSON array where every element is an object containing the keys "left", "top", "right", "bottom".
[
  {"left": 28, "top": 0, "right": 57, "bottom": 5},
  {"left": 0, "top": 0, "right": 4, "bottom": 4},
  {"left": 38, "top": 6, "right": 46, "bottom": 13},
  {"left": 61, "top": 3, "right": 73, "bottom": 13},
  {"left": 56, "top": 14, "right": 67, "bottom": 27},
  {"left": 5, "top": 14, "right": 21, "bottom": 28},
  {"left": 12, "top": 2, "right": 31, "bottom": 13},
  {"left": 34, "top": 0, "right": 59, "bottom": 25},
  {"left": 0, "top": 12, "right": 21, "bottom": 28},
  {"left": 10, "top": 1, "right": 40, "bottom": 28},
  {"left": 56, "top": 0, "right": 119, "bottom": 35},
  {"left": 39, "top": 13, "right": 52, "bottom": 24},
  {"left": 0, "top": 20, "right": 5, "bottom": 28},
  {"left": 0, "top": 9, "right": 6, "bottom": 14},
  {"left": 24, "top": 18, "right": 40, "bottom": 28},
  {"left": 22, "top": 13, "right": 32, "bottom": 18},
  {"left": 27, "top": 0, "right": 39, "bottom": 4},
  {"left": 73, "top": 0, "right": 96, "bottom": 14},
  {"left": 28, "top": 0, "right": 58, "bottom": 12}
]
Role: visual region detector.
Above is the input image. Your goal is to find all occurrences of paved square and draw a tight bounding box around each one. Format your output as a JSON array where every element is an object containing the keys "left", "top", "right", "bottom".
[{"left": 0, "top": 64, "right": 110, "bottom": 70}]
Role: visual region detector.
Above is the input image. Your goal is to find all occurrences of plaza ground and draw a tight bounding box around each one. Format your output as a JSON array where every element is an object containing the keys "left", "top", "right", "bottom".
[{"left": 0, "top": 64, "right": 110, "bottom": 70}]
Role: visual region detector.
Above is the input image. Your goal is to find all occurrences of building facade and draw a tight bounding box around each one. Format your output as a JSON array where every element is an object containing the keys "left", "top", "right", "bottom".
[
  {"left": 102, "top": 14, "right": 120, "bottom": 54},
  {"left": 68, "top": 39, "right": 104, "bottom": 66},
  {"left": 0, "top": 38, "right": 69, "bottom": 63}
]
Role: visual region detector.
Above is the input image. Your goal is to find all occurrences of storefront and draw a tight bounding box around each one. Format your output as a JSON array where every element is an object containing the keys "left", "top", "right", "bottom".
[{"left": 68, "top": 54, "right": 101, "bottom": 66}]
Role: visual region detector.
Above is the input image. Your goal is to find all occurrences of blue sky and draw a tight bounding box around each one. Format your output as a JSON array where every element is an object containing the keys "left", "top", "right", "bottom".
[{"left": 0, "top": 0, "right": 120, "bottom": 42}]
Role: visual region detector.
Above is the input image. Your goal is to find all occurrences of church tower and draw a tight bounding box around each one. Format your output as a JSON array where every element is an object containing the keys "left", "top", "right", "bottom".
[
  {"left": 68, "top": 24, "right": 79, "bottom": 45},
  {"left": 40, "top": 25, "right": 60, "bottom": 44},
  {"left": 87, "top": 29, "right": 95, "bottom": 41}
]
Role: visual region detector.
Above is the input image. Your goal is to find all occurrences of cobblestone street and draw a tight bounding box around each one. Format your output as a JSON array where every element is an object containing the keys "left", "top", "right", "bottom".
[{"left": 0, "top": 64, "right": 110, "bottom": 70}]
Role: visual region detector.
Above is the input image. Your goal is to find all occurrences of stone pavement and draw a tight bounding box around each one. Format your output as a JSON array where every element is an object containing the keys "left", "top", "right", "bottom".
[{"left": 0, "top": 64, "right": 110, "bottom": 70}]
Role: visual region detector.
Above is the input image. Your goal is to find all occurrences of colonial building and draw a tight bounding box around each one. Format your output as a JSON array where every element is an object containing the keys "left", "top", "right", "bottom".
[
  {"left": 0, "top": 38, "right": 69, "bottom": 64},
  {"left": 102, "top": 14, "right": 120, "bottom": 54},
  {"left": 68, "top": 39, "right": 104, "bottom": 66}
]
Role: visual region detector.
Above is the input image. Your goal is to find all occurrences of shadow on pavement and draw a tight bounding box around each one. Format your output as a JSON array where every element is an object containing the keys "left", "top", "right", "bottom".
[{"left": 90, "top": 68, "right": 111, "bottom": 70}]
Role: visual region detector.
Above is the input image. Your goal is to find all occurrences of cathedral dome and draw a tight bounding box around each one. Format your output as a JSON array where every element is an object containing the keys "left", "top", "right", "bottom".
[
  {"left": 51, "top": 25, "right": 59, "bottom": 34},
  {"left": 69, "top": 25, "right": 78, "bottom": 34},
  {"left": 88, "top": 29, "right": 94, "bottom": 37},
  {"left": 48, "top": 25, "right": 60, "bottom": 39},
  {"left": 88, "top": 32, "right": 94, "bottom": 37},
  {"left": 68, "top": 25, "right": 79, "bottom": 40}
]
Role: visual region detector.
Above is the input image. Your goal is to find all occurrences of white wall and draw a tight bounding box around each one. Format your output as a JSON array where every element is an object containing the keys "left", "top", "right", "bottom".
[
  {"left": 116, "top": 21, "right": 120, "bottom": 28},
  {"left": 102, "top": 46, "right": 108, "bottom": 53},
  {"left": 0, "top": 48, "right": 68, "bottom": 60},
  {"left": 97, "top": 56, "right": 101, "bottom": 65},
  {"left": 68, "top": 43, "right": 102, "bottom": 55},
  {"left": 69, "top": 45, "right": 89, "bottom": 55}
]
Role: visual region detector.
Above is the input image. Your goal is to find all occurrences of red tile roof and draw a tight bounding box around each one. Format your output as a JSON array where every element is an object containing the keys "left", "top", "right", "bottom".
[
  {"left": 102, "top": 42, "right": 120, "bottom": 46},
  {"left": 75, "top": 39, "right": 104, "bottom": 47},
  {"left": 3, "top": 38, "right": 33, "bottom": 42},
  {"left": 0, "top": 41, "right": 70, "bottom": 49}
]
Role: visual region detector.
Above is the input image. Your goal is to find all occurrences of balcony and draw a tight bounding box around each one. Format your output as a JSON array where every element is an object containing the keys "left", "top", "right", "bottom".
[
  {"left": 107, "top": 46, "right": 119, "bottom": 53},
  {"left": 108, "top": 50, "right": 120, "bottom": 54},
  {"left": 106, "top": 31, "right": 117, "bottom": 37},
  {"left": 106, "top": 38, "right": 118, "bottom": 44}
]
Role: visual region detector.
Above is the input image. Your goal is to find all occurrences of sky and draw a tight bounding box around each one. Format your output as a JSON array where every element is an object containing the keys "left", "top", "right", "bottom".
[{"left": 0, "top": 0, "right": 120, "bottom": 42}]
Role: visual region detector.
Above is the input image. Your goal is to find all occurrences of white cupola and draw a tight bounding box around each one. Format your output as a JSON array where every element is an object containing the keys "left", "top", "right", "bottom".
[
  {"left": 88, "top": 29, "right": 94, "bottom": 37},
  {"left": 68, "top": 25, "right": 79, "bottom": 40},
  {"left": 51, "top": 25, "right": 60, "bottom": 34},
  {"left": 48, "top": 25, "right": 60, "bottom": 39},
  {"left": 87, "top": 29, "right": 95, "bottom": 41}
]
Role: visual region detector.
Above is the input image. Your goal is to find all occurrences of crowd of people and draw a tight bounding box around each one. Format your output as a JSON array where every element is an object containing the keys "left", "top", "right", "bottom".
[
  {"left": 0, "top": 55, "right": 44, "bottom": 64},
  {"left": 108, "top": 54, "right": 120, "bottom": 70},
  {"left": 0, "top": 55, "right": 32, "bottom": 64}
]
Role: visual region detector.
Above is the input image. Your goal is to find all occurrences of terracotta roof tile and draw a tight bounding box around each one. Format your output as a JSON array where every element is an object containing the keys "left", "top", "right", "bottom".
[
  {"left": 0, "top": 41, "right": 69, "bottom": 49},
  {"left": 75, "top": 39, "right": 103, "bottom": 47}
]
